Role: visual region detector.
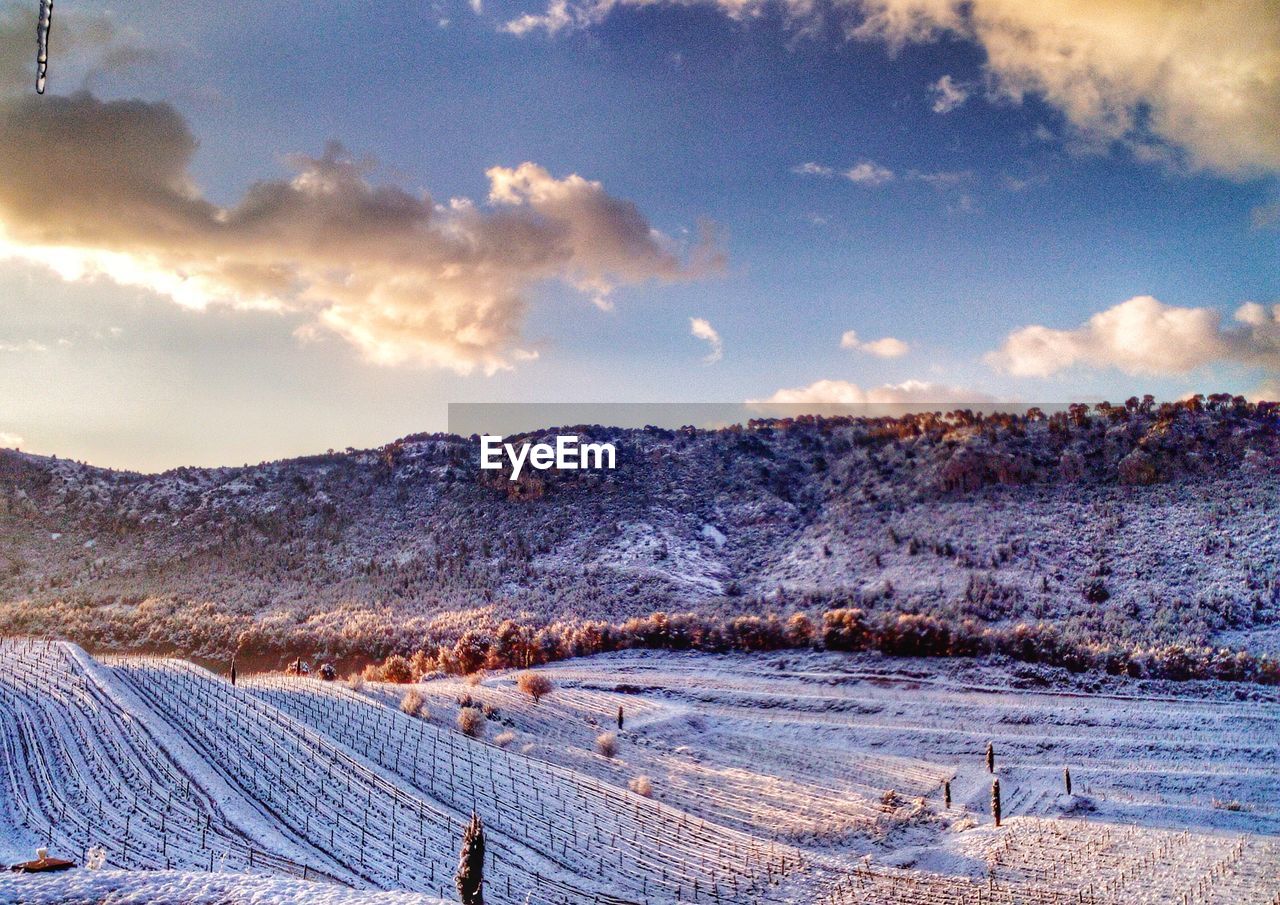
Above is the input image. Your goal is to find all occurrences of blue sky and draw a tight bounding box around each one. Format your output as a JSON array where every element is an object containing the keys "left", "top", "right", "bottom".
[{"left": 0, "top": 0, "right": 1276, "bottom": 469}]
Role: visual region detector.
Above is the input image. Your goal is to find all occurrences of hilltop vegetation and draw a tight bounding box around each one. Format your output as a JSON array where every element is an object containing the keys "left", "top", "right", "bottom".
[{"left": 0, "top": 395, "right": 1278, "bottom": 677}]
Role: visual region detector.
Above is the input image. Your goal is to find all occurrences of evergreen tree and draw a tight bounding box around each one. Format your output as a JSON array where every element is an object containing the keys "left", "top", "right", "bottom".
[
  {"left": 991, "top": 779, "right": 1002, "bottom": 827},
  {"left": 455, "top": 812, "right": 485, "bottom": 905}
]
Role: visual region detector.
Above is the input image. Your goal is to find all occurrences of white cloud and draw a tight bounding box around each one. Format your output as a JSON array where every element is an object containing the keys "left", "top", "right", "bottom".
[
  {"left": 0, "top": 339, "right": 49, "bottom": 353},
  {"left": 845, "top": 161, "right": 895, "bottom": 186},
  {"left": 756, "top": 378, "right": 990, "bottom": 404},
  {"left": 690, "top": 316, "right": 724, "bottom": 363},
  {"left": 930, "top": 74, "right": 969, "bottom": 113},
  {"left": 505, "top": 0, "right": 1280, "bottom": 178},
  {"left": 0, "top": 93, "right": 721, "bottom": 374},
  {"left": 840, "top": 330, "right": 909, "bottom": 357},
  {"left": 986, "top": 295, "right": 1280, "bottom": 377},
  {"left": 792, "top": 162, "right": 835, "bottom": 177},
  {"left": 0, "top": 431, "right": 22, "bottom": 448}
]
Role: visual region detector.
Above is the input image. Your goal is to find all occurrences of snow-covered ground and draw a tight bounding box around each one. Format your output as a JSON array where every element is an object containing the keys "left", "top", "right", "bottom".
[
  {"left": 0, "top": 870, "right": 446, "bottom": 905},
  {"left": 1, "top": 640, "right": 1277, "bottom": 904}
]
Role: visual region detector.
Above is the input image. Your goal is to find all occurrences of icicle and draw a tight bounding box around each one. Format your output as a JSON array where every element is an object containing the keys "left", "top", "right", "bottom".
[{"left": 36, "top": 0, "right": 54, "bottom": 94}]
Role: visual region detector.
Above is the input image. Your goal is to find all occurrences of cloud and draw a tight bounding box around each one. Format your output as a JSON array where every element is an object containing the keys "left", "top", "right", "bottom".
[
  {"left": 791, "top": 162, "right": 835, "bottom": 177},
  {"left": 929, "top": 74, "right": 969, "bottom": 113},
  {"left": 792, "top": 160, "right": 896, "bottom": 185},
  {"left": 0, "top": 431, "right": 22, "bottom": 448},
  {"left": 0, "top": 339, "right": 49, "bottom": 353},
  {"left": 690, "top": 316, "right": 724, "bottom": 363},
  {"left": 907, "top": 169, "right": 969, "bottom": 188},
  {"left": 0, "top": 92, "right": 719, "bottom": 374},
  {"left": 986, "top": 295, "right": 1280, "bottom": 377},
  {"left": 851, "top": 0, "right": 1280, "bottom": 178},
  {"left": 756, "top": 378, "right": 991, "bottom": 404},
  {"left": 840, "top": 330, "right": 909, "bottom": 357},
  {"left": 845, "top": 161, "right": 895, "bottom": 186},
  {"left": 505, "top": 0, "right": 1280, "bottom": 178}
]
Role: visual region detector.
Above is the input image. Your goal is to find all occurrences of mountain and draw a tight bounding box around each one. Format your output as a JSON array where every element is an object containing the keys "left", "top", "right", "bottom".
[{"left": 1, "top": 395, "right": 1278, "bottom": 663}]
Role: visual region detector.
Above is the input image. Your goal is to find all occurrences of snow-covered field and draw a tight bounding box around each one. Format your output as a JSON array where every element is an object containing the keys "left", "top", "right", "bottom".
[{"left": 1, "top": 639, "right": 1277, "bottom": 904}]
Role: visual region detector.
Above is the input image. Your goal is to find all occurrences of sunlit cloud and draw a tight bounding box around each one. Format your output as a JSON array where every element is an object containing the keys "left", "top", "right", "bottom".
[
  {"left": 986, "top": 296, "right": 1280, "bottom": 377},
  {"left": 845, "top": 161, "right": 895, "bottom": 186},
  {"left": 755, "top": 378, "right": 990, "bottom": 404},
  {"left": 690, "top": 316, "right": 724, "bottom": 363},
  {"left": 929, "top": 74, "right": 968, "bottom": 113},
  {"left": 0, "top": 92, "right": 721, "bottom": 374},
  {"left": 840, "top": 330, "right": 909, "bottom": 358}
]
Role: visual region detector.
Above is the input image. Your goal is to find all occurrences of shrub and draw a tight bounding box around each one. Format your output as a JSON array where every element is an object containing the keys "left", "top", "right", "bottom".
[
  {"left": 400, "top": 689, "right": 427, "bottom": 718},
  {"left": 457, "top": 706, "right": 485, "bottom": 738},
  {"left": 628, "top": 775, "right": 653, "bottom": 797},
  {"left": 347, "top": 673, "right": 366, "bottom": 693},
  {"left": 493, "top": 730, "right": 516, "bottom": 748},
  {"left": 517, "top": 671, "right": 554, "bottom": 703},
  {"left": 381, "top": 655, "right": 414, "bottom": 684},
  {"left": 595, "top": 732, "right": 618, "bottom": 758},
  {"left": 465, "top": 671, "right": 484, "bottom": 687}
]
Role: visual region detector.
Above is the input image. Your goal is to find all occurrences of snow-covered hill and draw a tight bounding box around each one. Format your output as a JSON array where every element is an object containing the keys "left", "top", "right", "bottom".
[{"left": 0, "top": 398, "right": 1277, "bottom": 663}]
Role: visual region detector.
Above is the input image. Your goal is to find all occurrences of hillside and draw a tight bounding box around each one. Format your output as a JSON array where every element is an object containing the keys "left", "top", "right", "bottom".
[
  {"left": 2, "top": 640, "right": 1277, "bottom": 904},
  {"left": 1, "top": 396, "right": 1278, "bottom": 664}
]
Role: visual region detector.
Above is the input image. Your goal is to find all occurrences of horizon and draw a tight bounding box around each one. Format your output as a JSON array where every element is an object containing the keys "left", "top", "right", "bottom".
[{"left": 2, "top": 393, "right": 1256, "bottom": 473}]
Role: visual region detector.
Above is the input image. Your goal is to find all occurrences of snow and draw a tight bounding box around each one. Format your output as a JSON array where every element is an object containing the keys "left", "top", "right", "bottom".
[
  {"left": 0, "top": 870, "right": 446, "bottom": 905},
  {"left": 2, "top": 640, "right": 1278, "bottom": 904}
]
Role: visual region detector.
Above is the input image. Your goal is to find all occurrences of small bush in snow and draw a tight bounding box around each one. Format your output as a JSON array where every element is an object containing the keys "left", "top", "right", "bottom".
[
  {"left": 493, "top": 730, "right": 516, "bottom": 748},
  {"left": 517, "top": 671, "right": 554, "bottom": 703},
  {"left": 628, "top": 775, "right": 652, "bottom": 797},
  {"left": 596, "top": 731, "right": 618, "bottom": 758},
  {"left": 457, "top": 706, "right": 485, "bottom": 738},
  {"left": 400, "top": 689, "right": 427, "bottom": 718},
  {"left": 347, "top": 673, "right": 366, "bottom": 693},
  {"left": 465, "top": 671, "right": 484, "bottom": 687}
]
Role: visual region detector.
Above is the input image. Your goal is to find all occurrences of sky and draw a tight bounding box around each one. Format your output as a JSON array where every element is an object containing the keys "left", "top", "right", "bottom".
[{"left": 0, "top": 0, "right": 1276, "bottom": 470}]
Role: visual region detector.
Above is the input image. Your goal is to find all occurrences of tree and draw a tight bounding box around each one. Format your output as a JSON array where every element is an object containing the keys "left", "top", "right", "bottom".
[
  {"left": 1063, "top": 766, "right": 1072, "bottom": 795},
  {"left": 985, "top": 742, "right": 995, "bottom": 774},
  {"left": 455, "top": 812, "right": 485, "bottom": 905},
  {"left": 516, "top": 671, "right": 554, "bottom": 703},
  {"left": 617, "top": 704, "right": 624, "bottom": 730},
  {"left": 991, "top": 778, "right": 1002, "bottom": 827}
]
